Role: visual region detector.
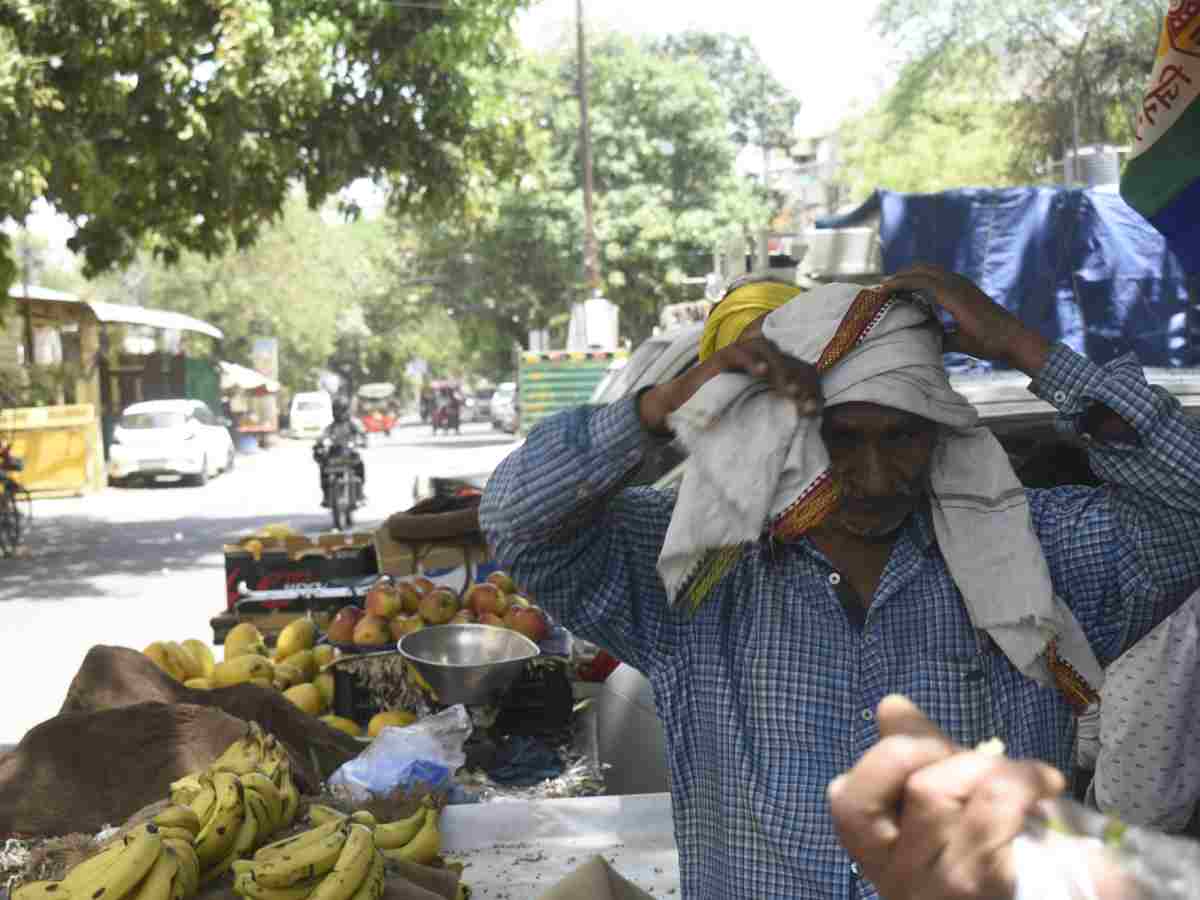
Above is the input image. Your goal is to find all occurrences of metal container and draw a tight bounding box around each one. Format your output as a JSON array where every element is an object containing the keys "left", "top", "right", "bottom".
[{"left": 397, "top": 625, "right": 539, "bottom": 706}]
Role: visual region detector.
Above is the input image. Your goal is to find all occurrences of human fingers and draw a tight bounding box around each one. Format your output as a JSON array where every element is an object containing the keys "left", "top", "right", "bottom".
[
  {"left": 829, "top": 735, "right": 954, "bottom": 871},
  {"left": 718, "top": 339, "right": 823, "bottom": 414},
  {"left": 935, "top": 761, "right": 1067, "bottom": 899}
]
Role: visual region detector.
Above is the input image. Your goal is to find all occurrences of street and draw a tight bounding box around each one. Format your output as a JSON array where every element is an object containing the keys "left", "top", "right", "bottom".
[{"left": 0, "top": 421, "right": 519, "bottom": 746}]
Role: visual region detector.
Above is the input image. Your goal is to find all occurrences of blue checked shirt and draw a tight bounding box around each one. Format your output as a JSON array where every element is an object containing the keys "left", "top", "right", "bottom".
[{"left": 479, "top": 346, "right": 1200, "bottom": 900}]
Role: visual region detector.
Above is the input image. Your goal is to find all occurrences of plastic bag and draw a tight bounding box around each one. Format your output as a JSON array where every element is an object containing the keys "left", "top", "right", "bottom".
[
  {"left": 327, "top": 705, "right": 472, "bottom": 803},
  {"left": 1012, "top": 796, "right": 1200, "bottom": 900}
]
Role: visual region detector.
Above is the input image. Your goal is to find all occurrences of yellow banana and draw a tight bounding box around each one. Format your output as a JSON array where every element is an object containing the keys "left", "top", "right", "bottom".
[
  {"left": 60, "top": 840, "right": 127, "bottom": 892},
  {"left": 182, "top": 639, "right": 216, "bottom": 679},
  {"left": 346, "top": 848, "right": 384, "bottom": 900},
  {"left": 253, "top": 819, "right": 345, "bottom": 863},
  {"left": 168, "top": 774, "right": 205, "bottom": 807},
  {"left": 306, "top": 824, "right": 373, "bottom": 900},
  {"left": 153, "top": 805, "right": 203, "bottom": 837},
  {"left": 348, "top": 811, "right": 375, "bottom": 828},
  {"left": 242, "top": 787, "right": 275, "bottom": 842},
  {"left": 380, "top": 808, "right": 440, "bottom": 866},
  {"left": 183, "top": 777, "right": 217, "bottom": 824},
  {"left": 251, "top": 823, "right": 349, "bottom": 888},
  {"left": 233, "top": 872, "right": 321, "bottom": 900},
  {"left": 305, "top": 805, "right": 346, "bottom": 827},
  {"left": 128, "top": 844, "right": 177, "bottom": 900},
  {"left": 210, "top": 735, "right": 262, "bottom": 776},
  {"left": 153, "top": 827, "right": 196, "bottom": 844},
  {"left": 193, "top": 772, "right": 244, "bottom": 868},
  {"left": 278, "top": 769, "right": 300, "bottom": 828},
  {"left": 13, "top": 882, "right": 72, "bottom": 900},
  {"left": 162, "top": 841, "right": 199, "bottom": 900},
  {"left": 371, "top": 805, "right": 427, "bottom": 850},
  {"left": 201, "top": 803, "right": 258, "bottom": 884},
  {"left": 163, "top": 642, "right": 201, "bottom": 681},
  {"left": 72, "top": 823, "right": 163, "bottom": 900},
  {"left": 241, "top": 773, "right": 284, "bottom": 831}
]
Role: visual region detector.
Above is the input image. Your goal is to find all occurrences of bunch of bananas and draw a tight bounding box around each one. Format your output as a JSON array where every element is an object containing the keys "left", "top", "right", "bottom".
[
  {"left": 232, "top": 820, "right": 384, "bottom": 900},
  {"left": 306, "top": 801, "right": 442, "bottom": 866},
  {"left": 13, "top": 816, "right": 200, "bottom": 900}
]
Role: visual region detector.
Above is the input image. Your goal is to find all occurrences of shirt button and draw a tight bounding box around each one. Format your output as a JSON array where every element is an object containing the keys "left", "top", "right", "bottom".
[
  {"left": 1081, "top": 432, "right": 1094, "bottom": 444},
  {"left": 850, "top": 862, "right": 861, "bottom": 877},
  {"left": 861, "top": 708, "right": 874, "bottom": 722},
  {"left": 1053, "top": 390, "right": 1068, "bottom": 404},
  {"left": 829, "top": 572, "right": 842, "bottom": 586}
]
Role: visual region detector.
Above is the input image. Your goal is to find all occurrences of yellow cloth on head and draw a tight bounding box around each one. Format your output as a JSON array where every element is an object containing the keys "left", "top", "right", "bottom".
[{"left": 699, "top": 281, "right": 803, "bottom": 361}]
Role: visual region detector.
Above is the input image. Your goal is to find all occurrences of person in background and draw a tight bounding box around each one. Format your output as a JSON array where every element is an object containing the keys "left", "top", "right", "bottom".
[
  {"left": 313, "top": 396, "right": 366, "bottom": 506},
  {"left": 479, "top": 265, "right": 1200, "bottom": 900}
]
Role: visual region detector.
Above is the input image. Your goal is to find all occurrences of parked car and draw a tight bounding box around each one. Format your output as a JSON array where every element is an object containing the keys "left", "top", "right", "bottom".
[
  {"left": 108, "top": 399, "right": 235, "bottom": 487},
  {"left": 290, "top": 391, "right": 333, "bottom": 439},
  {"left": 489, "top": 381, "right": 518, "bottom": 433}
]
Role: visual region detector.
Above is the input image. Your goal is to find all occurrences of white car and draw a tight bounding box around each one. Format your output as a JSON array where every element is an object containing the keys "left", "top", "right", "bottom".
[
  {"left": 489, "top": 382, "right": 517, "bottom": 433},
  {"left": 290, "top": 391, "right": 333, "bottom": 439},
  {"left": 108, "top": 399, "right": 235, "bottom": 487}
]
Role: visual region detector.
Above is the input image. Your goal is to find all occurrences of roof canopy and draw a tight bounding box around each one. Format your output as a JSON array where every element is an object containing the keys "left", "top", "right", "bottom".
[
  {"left": 7, "top": 285, "right": 223, "bottom": 340},
  {"left": 220, "top": 360, "right": 280, "bottom": 393}
]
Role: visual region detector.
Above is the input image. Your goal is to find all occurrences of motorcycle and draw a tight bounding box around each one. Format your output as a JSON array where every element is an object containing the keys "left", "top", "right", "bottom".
[{"left": 315, "top": 441, "right": 363, "bottom": 530}]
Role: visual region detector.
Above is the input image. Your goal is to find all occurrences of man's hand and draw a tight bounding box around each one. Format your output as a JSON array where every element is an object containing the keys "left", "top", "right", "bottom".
[
  {"left": 881, "top": 265, "right": 1052, "bottom": 377},
  {"left": 828, "top": 695, "right": 1067, "bottom": 900},
  {"left": 639, "top": 326, "right": 822, "bottom": 434}
]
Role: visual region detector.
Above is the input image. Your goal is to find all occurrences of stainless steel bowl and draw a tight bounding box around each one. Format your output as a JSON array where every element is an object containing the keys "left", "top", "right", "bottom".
[{"left": 397, "top": 624, "right": 540, "bottom": 706}]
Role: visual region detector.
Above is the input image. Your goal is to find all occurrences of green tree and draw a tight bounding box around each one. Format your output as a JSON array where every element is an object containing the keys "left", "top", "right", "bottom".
[
  {"left": 0, "top": 0, "right": 531, "bottom": 297},
  {"left": 395, "top": 33, "right": 771, "bottom": 355},
  {"left": 874, "top": 0, "right": 1159, "bottom": 173}
]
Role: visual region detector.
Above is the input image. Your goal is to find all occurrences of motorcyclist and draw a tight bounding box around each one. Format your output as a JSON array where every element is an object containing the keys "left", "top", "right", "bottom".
[{"left": 313, "top": 396, "right": 366, "bottom": 507}]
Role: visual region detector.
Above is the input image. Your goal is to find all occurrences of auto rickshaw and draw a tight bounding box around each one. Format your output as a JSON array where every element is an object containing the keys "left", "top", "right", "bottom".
[
  {"left": 428, "top": 380, "right": 463, "bottom": 435},
  {"left": 356, "top": 382, "right": 398, "bottom": 436}
]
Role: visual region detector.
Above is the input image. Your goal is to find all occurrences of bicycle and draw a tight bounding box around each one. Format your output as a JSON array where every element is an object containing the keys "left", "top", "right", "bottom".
[{"left": 0, "top": 441, "right": 30, "bottom": 557}]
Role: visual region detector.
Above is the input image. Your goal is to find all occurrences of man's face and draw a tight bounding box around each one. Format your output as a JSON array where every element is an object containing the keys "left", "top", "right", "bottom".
[{"left": 820, "top": 402, "right": 939, "bottom": 538}]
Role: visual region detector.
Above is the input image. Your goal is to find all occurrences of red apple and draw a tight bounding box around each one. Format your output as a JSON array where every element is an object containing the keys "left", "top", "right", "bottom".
[
  {"left": 352, "top": 614, "right": 392, "bottom": 647},
  {"left": 396, "top": 582, "right": 422, "bottom": 615},
  {"left": 505, "top": 606, "right": 549, "bottom": 643},
  {"left": 478, "top": 612, "right": 506, "bottom": 628},
  {"left": 327, "top": 605, "right": 365, "bottom": 643},
  {"left": 464, "top": 582, "right": 503, "bottom": 617},
  {"left": 412, "top": 576, "right": 436, "bottom": 597},
  {"left": 418, "top": 587, "right": 459, "bottom": 625},
  {"left": 486, "top": 571, "right": 518, "bottom": 594},
  {"left": 450, "top": 610, "right": 477, "bottom": 625},
  {"left": 389, "top": 614, "right": 424, "bottom": 640},
  {"left": 366, "top": 580, "right": 403, "bottom": 619}
]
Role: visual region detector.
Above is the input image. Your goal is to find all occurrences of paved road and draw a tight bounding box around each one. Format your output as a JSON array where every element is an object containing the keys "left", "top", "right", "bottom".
[{"left": 0, "top": 421, "right": 519, "bottom": 745}]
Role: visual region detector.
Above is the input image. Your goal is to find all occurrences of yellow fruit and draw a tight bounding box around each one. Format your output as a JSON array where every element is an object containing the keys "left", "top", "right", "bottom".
[
  {"left": 314, "top": 672, "right": 336, "bottom": 709},
  {"left": 320, "top": 715, "right": 363, "bottom": 737},
  {"left": 273, "top": 662, "right": 306, "bottom": 691},
  {"left": 143, "top": 642, "right": 176, "bottom": 678},
  {"left": 283, "top": 683, "right": 323, "bottom": 715},
  {"left": 185, "top": 678, "right": 214, "bottom": 690},
  {"left": 213, "top": 654, "right": 274, "bottom": 687},
  {"left": 367, "top": 710, "right": 417, "bottom": 738},
  {"left": 182, "top": 639, "right": 216, "bottom": 679},
  {"left": 274, "top": 619, "right": 318, "bottom": 661},
  {"left": 249, "top": 677, "right": 275, "bottom": 689},
  {"left": 312, "top": 645, "right": 337, "bottom": 669},
  {"left": 164, "top": 641, "right": 202, "bottom": 680},
  {"left": 224, "top": 623, "right": 268, "bottom": 661},
  {"left": 278, "top": 648, "right": 317, "bottom": 682}
]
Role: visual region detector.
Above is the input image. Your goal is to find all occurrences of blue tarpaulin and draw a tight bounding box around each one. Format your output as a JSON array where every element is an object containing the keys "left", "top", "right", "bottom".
[{"left": 817, "top": 188, "right": 1200, "bottom": 370}]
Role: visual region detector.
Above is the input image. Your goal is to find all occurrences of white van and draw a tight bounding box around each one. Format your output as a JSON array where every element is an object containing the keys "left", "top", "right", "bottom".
[{"left": 289, "top": 391, "right": 333, "bottom": 439}]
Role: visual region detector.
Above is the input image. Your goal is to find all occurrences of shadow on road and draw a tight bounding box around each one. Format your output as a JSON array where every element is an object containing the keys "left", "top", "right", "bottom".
[{"left": 0, "top": 510, "right": 381, "bottom": 603}]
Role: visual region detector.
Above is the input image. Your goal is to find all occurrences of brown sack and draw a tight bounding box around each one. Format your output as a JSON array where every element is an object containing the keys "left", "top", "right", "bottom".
[
  {"left": 0, "top": 702, "right": 246, "bottom": 837},
  {"left": 59, "top": 645, "right": 360, "bottom": 788}
]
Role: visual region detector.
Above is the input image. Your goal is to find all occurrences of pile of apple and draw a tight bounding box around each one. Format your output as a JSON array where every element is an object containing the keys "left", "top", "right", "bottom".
[{"left": 324, "top": 570, "right": 551, "bottom": 648}]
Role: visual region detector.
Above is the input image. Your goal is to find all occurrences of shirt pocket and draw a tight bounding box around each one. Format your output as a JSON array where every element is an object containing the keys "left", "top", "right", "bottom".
[{"left": 904, "top": 651, "right": 998, "bottom": 749}]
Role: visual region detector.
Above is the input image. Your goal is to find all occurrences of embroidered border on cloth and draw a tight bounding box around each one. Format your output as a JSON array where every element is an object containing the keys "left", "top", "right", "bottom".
[
  {"left": 681, "top": 288, "right": 894, "bottom": 612},
  {"left": 1045, "top": 638, "right": 1101, "bottom": 713}
]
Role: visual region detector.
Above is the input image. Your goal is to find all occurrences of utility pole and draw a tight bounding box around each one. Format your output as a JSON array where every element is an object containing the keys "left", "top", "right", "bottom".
[{"left": 576, "top": 0, "right": 600, "bottom": 297}]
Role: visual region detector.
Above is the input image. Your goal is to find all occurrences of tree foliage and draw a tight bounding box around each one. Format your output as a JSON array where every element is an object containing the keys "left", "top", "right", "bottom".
[
  {"left": 874, "top": 0, "right": 1159, "bottom": 172},
  {"left": 0, "top": 0, "right": 530, "bottom": 296},
  {"left": 395, "top": 32, "right": 773, "bottom": 366}
]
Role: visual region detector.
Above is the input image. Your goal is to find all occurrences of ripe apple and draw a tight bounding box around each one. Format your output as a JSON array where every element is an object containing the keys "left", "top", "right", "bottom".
[
  {"left": 396, "top": 581, "right": 422, "bottom": 615},
  {"left": 450, "top": 610, "right": 477, "bottom": 625},
  {"left": 326, "top": 606, "right": 364, "bottom": 643},
  {"left": 418, "top": 587, "right": 459, "bottom": 625},
  {"left": 505, "top": 606, "right": 549, "bottom": 643},
  {"left": 486, "top": 571, "right": 518, "bottom": 594},
  {"left": 412, "top": 576, "right": 436, "bottom": 597},
  {"left": 464, "top": 582, "right": 504, "bottom": 617},
  {"left": 389, "top": 614, "right": 424, "bottom": 640},
  {"left": 365, "top": 580, "right": 403, "bottom": 619},
  {"left": 352, "top": 614, "right": 392, "bottom": 647},
  {"left": 478, "top": 612, "right": 506, "bottom": 628},
  {"left": 508, "top": 594, "right": 531, "bottom": 609}
]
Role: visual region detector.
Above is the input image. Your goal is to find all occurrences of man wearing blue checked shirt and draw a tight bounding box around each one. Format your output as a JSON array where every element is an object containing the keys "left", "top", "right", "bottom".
[{"left": 479, "top": 265, "right": 1200, "bottom": 900}]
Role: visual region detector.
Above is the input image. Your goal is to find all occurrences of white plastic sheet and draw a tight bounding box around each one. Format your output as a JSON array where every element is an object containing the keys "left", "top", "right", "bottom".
[{"left": 441, "top": 793, "right": 679, "bottom": 898}]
